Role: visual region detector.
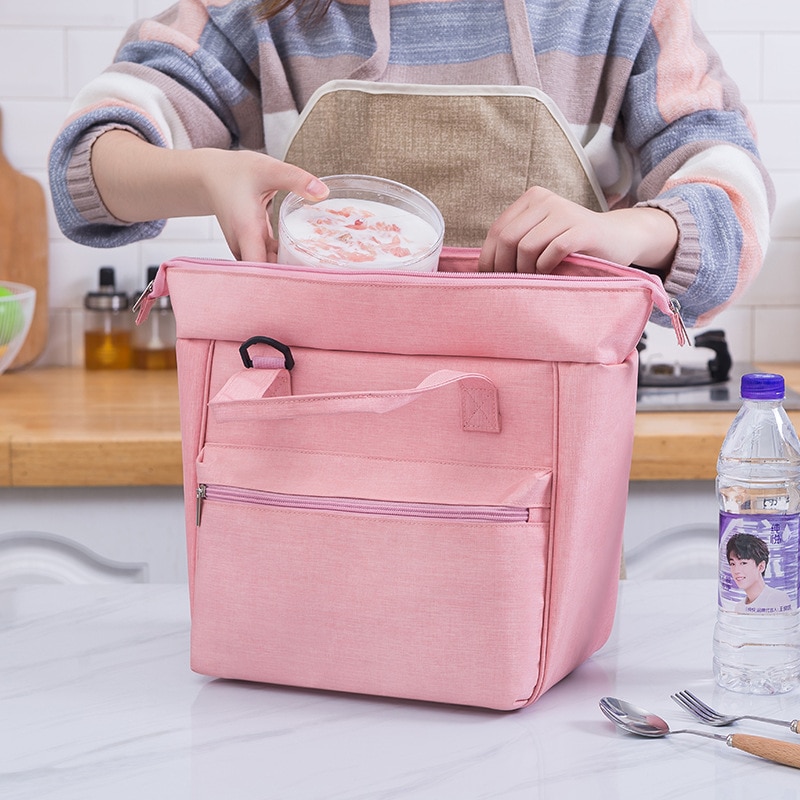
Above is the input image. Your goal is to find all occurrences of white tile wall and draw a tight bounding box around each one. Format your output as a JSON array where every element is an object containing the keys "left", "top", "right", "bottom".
[
  {"left": 704, "top": 33, "right": 761, "bottom": 103},
  {"left": 0, "top": 0, "right": 798, "bottom": 366},
  {"left": 763, "top": 34, "right": 800, "bottom": 103},
  {"left": 696, "top": 1, "right": 800, "bottom": 31},
  {"left": 0, "top": 1, "right": 136, "bottom": 27},
  {"left": 66, "top": 29, "right": 128, "bottom": 98},
  {"left": 0, "top": 30, "right": 64, "bottom": 98}
]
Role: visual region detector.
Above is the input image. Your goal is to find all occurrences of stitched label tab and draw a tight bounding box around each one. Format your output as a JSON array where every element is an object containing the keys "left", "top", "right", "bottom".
[{"left": 460, "top": 382, "right": 501, "bottom": 433}]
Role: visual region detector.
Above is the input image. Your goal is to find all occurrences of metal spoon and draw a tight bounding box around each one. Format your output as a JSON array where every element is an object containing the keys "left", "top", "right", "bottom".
[{"left": 599, "top": 696, "right": 800, "bottom": 769}]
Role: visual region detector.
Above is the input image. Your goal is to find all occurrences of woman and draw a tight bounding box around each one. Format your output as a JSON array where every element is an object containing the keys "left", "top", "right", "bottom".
[{"left": 48, "top": 0, "right": 772, "bottom": 327}]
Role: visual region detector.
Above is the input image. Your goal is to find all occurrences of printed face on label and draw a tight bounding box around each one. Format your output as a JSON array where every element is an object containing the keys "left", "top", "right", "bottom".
[{"left": 728, "top": 556, "right": 766, "bottom": 595}]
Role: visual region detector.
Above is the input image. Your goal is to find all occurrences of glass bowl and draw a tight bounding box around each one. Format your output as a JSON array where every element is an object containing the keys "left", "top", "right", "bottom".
[
  {"left": 278, "top": 174, "right": 444, "bottom": 272},
  {"left": 0, "top": 281, "right": 36, "bottom": 375}
]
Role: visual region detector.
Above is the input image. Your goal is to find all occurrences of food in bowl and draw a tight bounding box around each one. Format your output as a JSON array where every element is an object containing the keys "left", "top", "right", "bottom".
[{"left": 278, "top": 175, "right": 444, "bottom": 272}]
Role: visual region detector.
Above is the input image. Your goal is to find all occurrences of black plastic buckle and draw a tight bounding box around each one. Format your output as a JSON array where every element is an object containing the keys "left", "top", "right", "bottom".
[{"left": 239, "top": 336, "right": 295, "bottom": 370}]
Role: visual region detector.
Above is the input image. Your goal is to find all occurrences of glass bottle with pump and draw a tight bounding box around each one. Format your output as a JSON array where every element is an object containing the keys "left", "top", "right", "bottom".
[
  {"left": 84, "top": 266, "right": 132, "bottom": 370},
  {"left": 132, "top": 266, "right": 176, "bottom": 369}
]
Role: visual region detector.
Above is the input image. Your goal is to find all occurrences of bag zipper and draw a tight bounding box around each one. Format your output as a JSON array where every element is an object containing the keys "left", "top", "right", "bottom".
[
  {"left": 195, "top": 483, "right": 531, "bottom": 527},
  {"left": 142, "top": 256, "right": 687, "bottom": 344}
]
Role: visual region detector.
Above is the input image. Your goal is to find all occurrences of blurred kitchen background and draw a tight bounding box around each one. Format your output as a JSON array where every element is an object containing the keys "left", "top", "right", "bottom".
[{"left": 0, "top": 0, "right": 799, "bottom": 368}]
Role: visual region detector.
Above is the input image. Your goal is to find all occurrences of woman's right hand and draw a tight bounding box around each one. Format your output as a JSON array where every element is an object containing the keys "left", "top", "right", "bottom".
[
  {"left": 91, "top": 130, "right": 328, "bottom": 262},
  {"left": 200, "top": 148, "right": 328, "bottom": 262}
]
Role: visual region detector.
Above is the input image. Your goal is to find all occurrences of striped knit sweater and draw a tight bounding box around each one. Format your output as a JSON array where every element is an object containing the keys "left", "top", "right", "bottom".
[{"left": 48, "top": 0, "right": 773, "bottom": 327}]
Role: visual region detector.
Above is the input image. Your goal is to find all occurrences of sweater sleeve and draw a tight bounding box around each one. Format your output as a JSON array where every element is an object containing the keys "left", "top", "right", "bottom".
[
  {"left": 48, "top": 1, "right": 264, "bottom": 247},
  {"left": 623, "top": 0, "right": 773, "bottom": 328}
]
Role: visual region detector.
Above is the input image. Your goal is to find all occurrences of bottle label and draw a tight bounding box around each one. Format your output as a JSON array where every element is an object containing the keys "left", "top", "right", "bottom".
[{"left": 718, "top": 512, "right": 799, "bottom": 613}]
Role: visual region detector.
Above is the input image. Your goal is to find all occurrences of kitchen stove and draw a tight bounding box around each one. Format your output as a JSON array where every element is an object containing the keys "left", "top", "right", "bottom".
[{"left": 636, "top": 329, "right": 800, "bottom": 412}]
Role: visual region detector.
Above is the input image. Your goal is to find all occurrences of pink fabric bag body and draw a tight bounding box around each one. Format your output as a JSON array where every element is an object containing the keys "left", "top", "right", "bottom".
[{"left": 141, "top": 248, "right": 681, "bottom": 710}]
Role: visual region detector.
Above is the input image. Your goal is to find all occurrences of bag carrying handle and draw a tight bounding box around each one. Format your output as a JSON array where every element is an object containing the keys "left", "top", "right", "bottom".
[{"left": 209, "top": 368, "right": 501, "bottom": 433}]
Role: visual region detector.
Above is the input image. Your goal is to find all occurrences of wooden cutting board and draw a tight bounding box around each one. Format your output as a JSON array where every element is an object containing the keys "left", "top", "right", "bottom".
[{"left": 0, "top": 105, "right": 49, "bottom": 369}]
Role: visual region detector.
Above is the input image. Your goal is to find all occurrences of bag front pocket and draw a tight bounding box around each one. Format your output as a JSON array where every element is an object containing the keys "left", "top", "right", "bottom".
[{"left": 190, "top": 445, "right": 551, "bottom": 710}]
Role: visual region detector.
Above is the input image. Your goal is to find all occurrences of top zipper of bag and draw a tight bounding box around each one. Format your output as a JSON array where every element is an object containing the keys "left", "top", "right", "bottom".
[{"left": 135, "top": 254, "right": 687, "bottom": 345}]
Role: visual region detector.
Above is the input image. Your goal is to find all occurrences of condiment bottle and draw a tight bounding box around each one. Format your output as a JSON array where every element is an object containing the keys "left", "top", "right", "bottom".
[
  {"left": 132, "top": 266, "right": 176, "bottom": 369},
  {"left": 84, "top": 266, "right": 132, "bottom": 370}
]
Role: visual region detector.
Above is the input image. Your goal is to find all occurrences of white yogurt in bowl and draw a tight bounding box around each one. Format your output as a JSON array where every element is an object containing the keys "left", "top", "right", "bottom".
[{"left": 278, "top": 175, "right": 444, "bottom": 271}]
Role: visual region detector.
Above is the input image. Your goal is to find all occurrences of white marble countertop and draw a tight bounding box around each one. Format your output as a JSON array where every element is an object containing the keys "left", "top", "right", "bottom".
[{"left": 1, "top": 580, "right": 799, "bottom": 799}]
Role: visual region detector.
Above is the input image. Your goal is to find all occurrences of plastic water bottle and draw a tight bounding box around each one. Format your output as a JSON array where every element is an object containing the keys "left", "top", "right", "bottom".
[{"left": 713, "top": 373, "right": 800, "bottom": 693}]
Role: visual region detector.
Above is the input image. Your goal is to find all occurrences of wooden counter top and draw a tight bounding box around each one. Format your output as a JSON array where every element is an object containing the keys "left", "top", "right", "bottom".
[
  {"left": 631, "top": 364, "right": 800, "bottom": 481},
  {"left": 1, "top": 365, "right": 799, "bottom": 487},
  {"left": 0, "top": 367, "right": 182, "bottom": 487}
]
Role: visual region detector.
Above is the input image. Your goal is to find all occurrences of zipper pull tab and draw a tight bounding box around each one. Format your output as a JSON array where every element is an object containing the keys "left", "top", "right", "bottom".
[
  {"left": 196, "top": 484, "right": 207, "bottom": 527},
  {"left": 131, "top": 279, "right": 153, "bottom": 315},
  {"left": 669, "top": 298, "right": 691, "bottom": 347},
  {"left": 132, "top": 279, "right": 155, "bottom": 325}
]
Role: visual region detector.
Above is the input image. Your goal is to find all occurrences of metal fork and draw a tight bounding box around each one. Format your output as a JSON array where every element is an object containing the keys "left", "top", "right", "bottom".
[{"left": 671, "top": 690, "right": 799, "bottom": 734}]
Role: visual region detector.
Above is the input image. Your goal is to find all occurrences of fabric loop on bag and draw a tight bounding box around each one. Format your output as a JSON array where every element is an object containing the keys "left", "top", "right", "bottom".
[{"left": 212, "top": 367, "right": 291, "bottom": 405}]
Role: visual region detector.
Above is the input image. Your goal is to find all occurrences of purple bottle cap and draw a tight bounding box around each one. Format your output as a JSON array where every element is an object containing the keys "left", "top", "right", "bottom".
[{"left": 741, "top": 372, "right": 785, "bottom": 400}]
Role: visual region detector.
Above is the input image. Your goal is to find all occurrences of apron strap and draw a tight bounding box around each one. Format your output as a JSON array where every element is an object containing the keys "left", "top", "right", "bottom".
[
  {"left": 504, "top": 0, "right": 542, "bottom": 89},
  {"left": 349, "top": 0, "right": 392, "bottom": 82},
  {"left": 348, "top": 0, "right": 541, "bottom": 88}
]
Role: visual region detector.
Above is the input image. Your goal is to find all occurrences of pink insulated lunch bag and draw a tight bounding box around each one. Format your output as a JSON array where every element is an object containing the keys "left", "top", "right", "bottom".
[{"left": 137, "top": 248, "right": 683, "bottom": 710}]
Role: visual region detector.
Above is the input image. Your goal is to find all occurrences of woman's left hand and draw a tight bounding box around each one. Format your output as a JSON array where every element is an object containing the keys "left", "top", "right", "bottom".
[{"left": 477, "top": 186, "right": 678, "bottom": 275}]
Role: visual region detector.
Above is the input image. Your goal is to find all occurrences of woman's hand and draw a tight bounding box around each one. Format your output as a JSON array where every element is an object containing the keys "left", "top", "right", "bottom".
[
  {"left": 91, "top": 130, "right": 328, "bottom": 262},
  {"left": 200, "top": 148, "right": 328, "bottom": 262},
  {"left": 477, "top": 186, "right": 678, "bottom": 275}
]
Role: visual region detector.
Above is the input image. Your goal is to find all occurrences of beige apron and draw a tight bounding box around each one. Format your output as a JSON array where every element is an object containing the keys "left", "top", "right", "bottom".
[{"left": 277, "top": 3, "right": 605, "bottom": 248}]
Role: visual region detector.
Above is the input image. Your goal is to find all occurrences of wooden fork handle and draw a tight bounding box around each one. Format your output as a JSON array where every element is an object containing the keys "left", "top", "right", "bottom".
[{"left": 729, "top": 734, "right": 800, "bottom": 768}]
